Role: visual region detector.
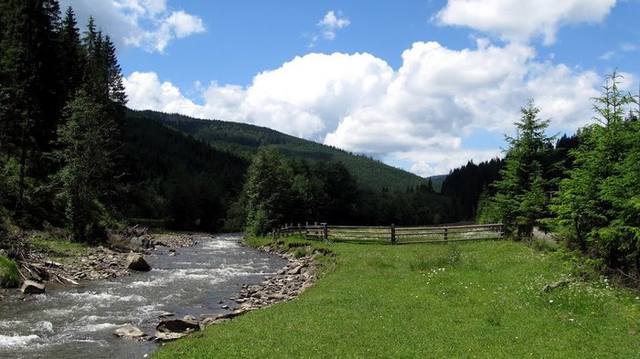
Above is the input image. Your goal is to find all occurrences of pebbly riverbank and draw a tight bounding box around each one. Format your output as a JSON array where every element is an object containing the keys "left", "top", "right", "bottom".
[
  {"left": 1, "top": 228, "right": 197, "bottom": 297},
  {"left": 119, "top": 240, "right": 333, "bottom": 342}
]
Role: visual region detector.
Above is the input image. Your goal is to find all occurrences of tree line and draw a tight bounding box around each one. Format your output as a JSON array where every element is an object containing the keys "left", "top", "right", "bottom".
[
  {"left": 237, "top": 147, "right": 454, "bottom": 235},
  {"left": 1, "top": 1, "right": 126, "bottom": 242},
  {"left": 480, "top": 72, "right": 640, "bottom": 278}
]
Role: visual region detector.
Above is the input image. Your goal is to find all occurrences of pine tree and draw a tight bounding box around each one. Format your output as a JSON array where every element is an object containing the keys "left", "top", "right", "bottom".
[
  {"left": 0, "top": 0, "right": 63, "bottom": 215},
  {"left": 104, "top": 36, "right": 126, "bottom": 106},
  {"left": 553, "top": 72, "right": 639, "bottom": 273},
  {"left": 493, "top": 100, "right": 556, "bottom": 238},
  {"left": 57, "top": 90, "right": 118, "bottom": 241},
  {"left": 59, "top": 7, "right": 84, "bottom": 100}
]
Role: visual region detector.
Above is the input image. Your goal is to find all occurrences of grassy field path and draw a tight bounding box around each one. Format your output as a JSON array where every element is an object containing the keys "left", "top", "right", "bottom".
[{"left": 155, "top": 238, "right": 640, "bottom": 358}]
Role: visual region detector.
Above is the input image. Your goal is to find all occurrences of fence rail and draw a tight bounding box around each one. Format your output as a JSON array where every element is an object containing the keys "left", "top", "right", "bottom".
[{"left": 272, "top": 222, "right": 504, "bottom": 244}]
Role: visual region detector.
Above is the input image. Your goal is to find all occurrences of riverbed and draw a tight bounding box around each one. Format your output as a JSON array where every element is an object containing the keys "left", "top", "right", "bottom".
[{"left": 0, "top": 234, "right": 287, "bottom": 358}]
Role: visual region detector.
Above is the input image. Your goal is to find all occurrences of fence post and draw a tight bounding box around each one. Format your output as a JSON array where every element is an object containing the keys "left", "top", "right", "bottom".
[
  {"left": 390, "top": 223, "right": 396, "bottom": 244},
  {"left": 322, "top": 223, "right": 328, "bottom": 242},
  {"left": 444, "top": 227, "right": 448, "bottom": 242}
]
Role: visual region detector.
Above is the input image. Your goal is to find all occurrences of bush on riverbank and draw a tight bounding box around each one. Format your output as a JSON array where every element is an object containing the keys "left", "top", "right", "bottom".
[{"left": 0, "top": 255, "right": 20, "bottom": 288}]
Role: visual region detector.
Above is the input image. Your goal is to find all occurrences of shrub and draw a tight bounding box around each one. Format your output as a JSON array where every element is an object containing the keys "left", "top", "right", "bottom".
[{"left": 0, "top": 255, "right": 20, "bottom": 288}]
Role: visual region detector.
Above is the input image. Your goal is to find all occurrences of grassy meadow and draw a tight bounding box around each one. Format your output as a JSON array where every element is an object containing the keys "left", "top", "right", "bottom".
[{"left": 155, "top": 236, "right": 640, "bottom": 358}]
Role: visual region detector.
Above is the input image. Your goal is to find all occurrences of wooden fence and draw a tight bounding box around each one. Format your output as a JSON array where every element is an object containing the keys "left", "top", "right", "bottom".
[{"left": 272, "top": 222, "right": 504, "bottom": 244}]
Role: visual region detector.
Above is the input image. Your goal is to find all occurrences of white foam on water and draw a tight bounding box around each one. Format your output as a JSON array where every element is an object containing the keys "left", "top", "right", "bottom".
[
  {"left": 135, "top": 304, "right": 161, "bottom": 317},
  {"left": 76, "top": 323, "right": 119, "bottom": 332},
  {"left": 0, "top": 334, "right": 40, "bottom": 348},
  {"left": 64, "top": 292, "right": 146, "bottom": 303},
  {"left": 129, "top": 278, "right": 167, "bottom": 288},
  {"left": 78, "top": 315, "right": 102, "bottom": 322},
  {"left": 202, "top": 240, "right": 239, "bottom": 250},
  {"left": 44, "top": 308, "right": 73, "bottom": 317},
  {"left": 33, "top": 321, "right": 53, "bottom": 334},
  {"left": 0, "top": 320, "right": 24, "bottom": 329}
]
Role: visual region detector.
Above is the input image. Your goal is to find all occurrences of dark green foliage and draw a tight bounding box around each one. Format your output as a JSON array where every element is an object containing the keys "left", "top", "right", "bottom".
[
  {"left": 553, "top": 72, "right": 640, "bottom": 275},
  {"left": 492, "top": 101, "right": 557, "bottom": 238},
  {"left": 133, "top": 110, "right": 427, "bottom": 191},
  {"left": 0, "top": 255, "right": 20, "bottom": 288},
  {"left": 240, "top": 146, "right": 454, "bottom": 234},
  {"left": 0, "top": 0, "right": 64, "bottom": 217},
  {"left": 0, "top": 3, "right": 127, "bottom": 241},
  {"left": 121, "top": 112, "right": 248, "bottom": 231},
  {"left": 441, "top": 159, "right": 503, "bottom": 220},
  {"left": 57, "top": 91, "right": 117, "bottom": 241},
  {"left": 243, "top": 148, "right": 295, "bottom": 235}
]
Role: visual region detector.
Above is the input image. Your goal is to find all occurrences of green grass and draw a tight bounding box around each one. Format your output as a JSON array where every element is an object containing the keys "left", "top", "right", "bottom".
[
  {"left": 0, "top": 255, "right": 20, "bottom": 288},
  {"left": 27, "top": 233, "right": 89, "bottom": 263},
  {"left": 156, "top": 237, "right": 640, "bottom": 358}
]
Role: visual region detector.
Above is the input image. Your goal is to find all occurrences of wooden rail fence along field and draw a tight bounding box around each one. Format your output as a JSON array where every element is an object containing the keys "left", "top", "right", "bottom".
[{"left": 272, "top": 223, "right": 504, "bottom": 244}]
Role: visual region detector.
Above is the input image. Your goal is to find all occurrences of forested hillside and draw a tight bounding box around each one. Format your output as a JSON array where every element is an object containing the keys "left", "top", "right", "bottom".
[
  {"left": 130, "top": 110, "right": 427, "bottom": 191},
  {"left": 121, "top": 114, "right": 249, "bottom": 230}
]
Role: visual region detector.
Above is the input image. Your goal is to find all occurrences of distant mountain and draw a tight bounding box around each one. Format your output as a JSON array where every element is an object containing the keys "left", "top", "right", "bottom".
[
  {"left": 127, "top": 110, "right": 428, "bottom": 191},
  {"left": 427, "top": 175, "right": 447, "bottom": 192}
]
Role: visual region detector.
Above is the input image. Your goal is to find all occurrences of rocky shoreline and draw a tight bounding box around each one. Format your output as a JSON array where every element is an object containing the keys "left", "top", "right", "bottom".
[
  {"left": 3, "top": 229, "right": 197, "bottom": 296},
  {"left": 117, "top": 241, "right": 330, "bottom": 342}
]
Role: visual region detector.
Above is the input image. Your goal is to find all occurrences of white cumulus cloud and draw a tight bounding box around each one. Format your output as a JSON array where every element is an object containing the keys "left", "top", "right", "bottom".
[
  {"left": 125, "top": 38, "right": 603, "bottom": 176},
  {"left": 60, "top": 0, "right": 205, "bottom": 52},
  {"left": 436, "top": 0, "right": 616, "bottom": 45}
]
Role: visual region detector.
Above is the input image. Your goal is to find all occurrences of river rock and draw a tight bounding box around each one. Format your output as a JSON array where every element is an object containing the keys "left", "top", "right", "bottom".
[
  {"left": 114, "top": 324, "right": 145, "bottom": 339},
  {"left": 156, "top": 317, "right": 200, "bottom": 334},
  {"left": 126, "top": 254, "right": 151, "bottom": 272},
  {"left": 20, "top": 280, "right": 45, "bottom": 294},
  {"left": 155, "top": 331, "right": 187, "bottom": 341}
]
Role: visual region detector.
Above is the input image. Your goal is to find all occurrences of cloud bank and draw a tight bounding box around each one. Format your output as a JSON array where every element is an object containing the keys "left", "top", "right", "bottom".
[{"left": 125, "top": 39, "right": 602, "bottom": 176}]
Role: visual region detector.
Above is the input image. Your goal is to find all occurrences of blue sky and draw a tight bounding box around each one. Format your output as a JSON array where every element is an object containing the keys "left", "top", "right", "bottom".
[{"left": 63, "top": 0, "right": 640, "bottom": 176}]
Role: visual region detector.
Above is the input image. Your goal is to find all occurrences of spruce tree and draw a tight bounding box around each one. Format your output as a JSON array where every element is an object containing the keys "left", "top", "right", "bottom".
[
  {"left": 104, "top": 36, "right": 127, "bottom": 107},
  {"left": 59, "top": 7, "right": 84, "bottom": 100},
  {"left": 57, "top": 90, "right": 118, "bottom": 241},
  {"left": 493, "top": 100, "right": 555, "bottom": 238},
  {"left": 553, "top": 72, "right": 639, "bottom": 273}
]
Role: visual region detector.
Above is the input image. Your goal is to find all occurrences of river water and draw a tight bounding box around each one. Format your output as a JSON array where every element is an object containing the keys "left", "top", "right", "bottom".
[{"left": 0, "top": 234, "right": 286, "bottom": 359}]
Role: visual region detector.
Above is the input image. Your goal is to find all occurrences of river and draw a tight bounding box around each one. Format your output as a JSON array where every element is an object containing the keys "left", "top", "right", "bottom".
[{"left": 0, "top": 234, "right": 287, "bottom": 358}]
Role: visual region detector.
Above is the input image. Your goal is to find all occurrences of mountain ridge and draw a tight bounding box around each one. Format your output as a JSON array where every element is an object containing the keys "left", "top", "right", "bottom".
[{"left": 127, "top": 109, "right": 434, "bottom": 191}]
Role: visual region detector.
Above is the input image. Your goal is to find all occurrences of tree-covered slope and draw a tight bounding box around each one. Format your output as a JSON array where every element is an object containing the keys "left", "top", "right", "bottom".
[
  {"left": 127, "top": 110, "right": 427, "bottom": 191},
  {"left": 121, "top": 113, "right": 249, "bottom": 230}
]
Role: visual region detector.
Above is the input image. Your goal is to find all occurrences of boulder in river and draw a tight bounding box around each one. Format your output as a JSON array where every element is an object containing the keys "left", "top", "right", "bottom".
[
  {"left": 114, "top": 324, "right": 146, "bottom": 339},
  {"left": 126, "top": 254, "right": 151, "bottom": 272},
  {"left": 156, "top": 316, "right": 200, "bottom": 334},
  {"left": 20, "top": 280, "right": 45, "bottom": 294}
]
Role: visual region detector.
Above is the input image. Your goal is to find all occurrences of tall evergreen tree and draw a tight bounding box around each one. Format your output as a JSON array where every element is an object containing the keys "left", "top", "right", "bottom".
[
  {"left": 57, "top": 90, "right": 118, "bottom": 241},
  {"left": 0, "top": 0, "right": 63, "bottom": 216},
  {"left": 553, "top": 72, "right": 640, "bottom": 274},
  {"left": 493, "top": 100, "right": 556, "bottom": 238},
  {"left": 59, "top": 7, "right": 84, "bottom": 101},
  {"left": 104, "top": 36, "right": 126, "bottom": 107}
]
